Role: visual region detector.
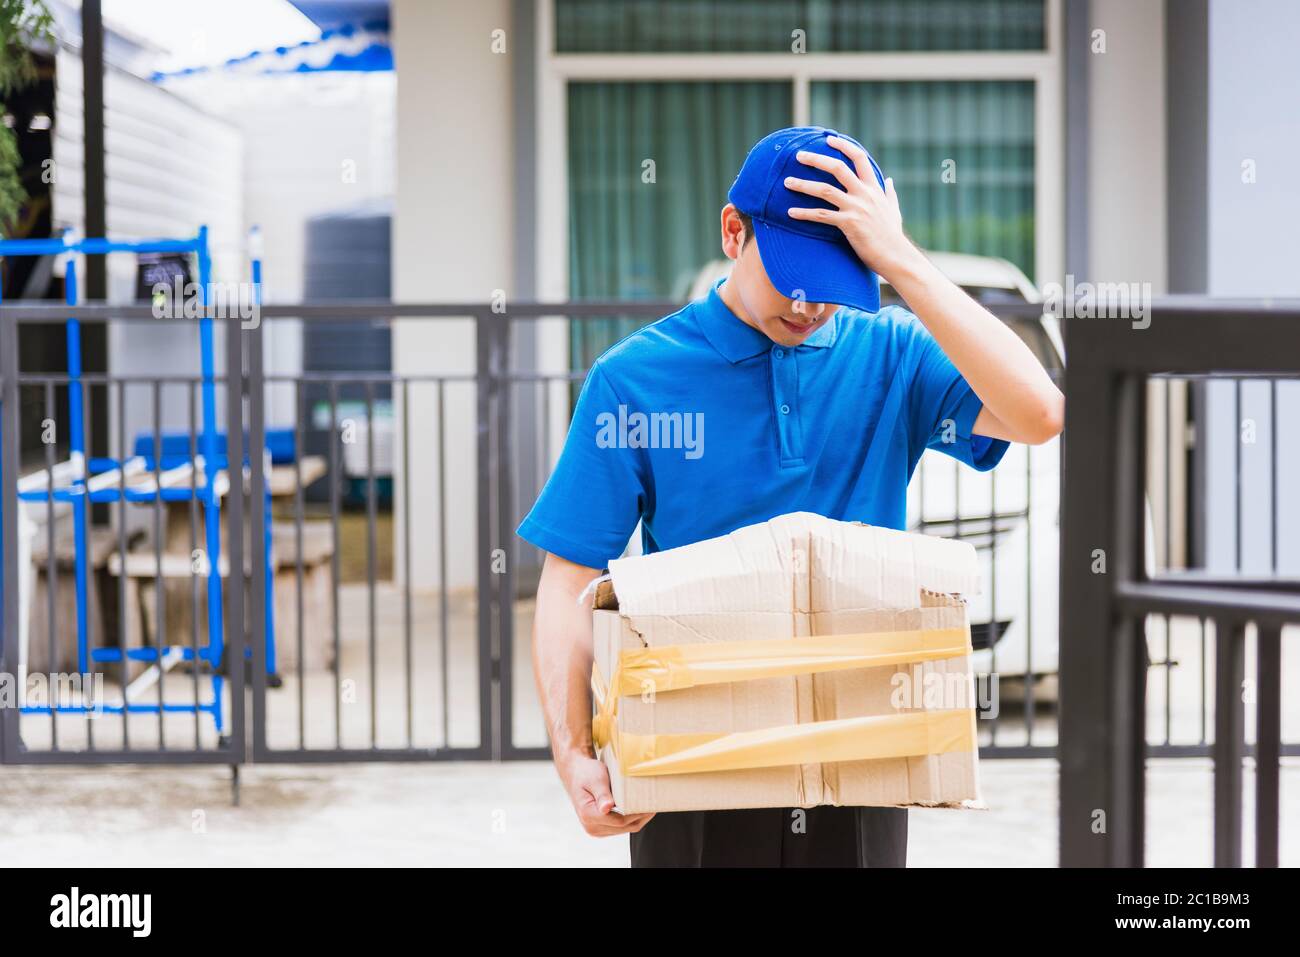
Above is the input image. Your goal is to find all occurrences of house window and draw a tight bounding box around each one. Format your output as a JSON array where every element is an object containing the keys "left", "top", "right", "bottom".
[
  {"left": 811, "top": 79, "right": 1037, "bottom": 277},
  {"left": 566, "top": 80, "right": 792, "bottom": 371},
  {"left": 555, "top": 0, "right": 1046, "bottom": 53}
]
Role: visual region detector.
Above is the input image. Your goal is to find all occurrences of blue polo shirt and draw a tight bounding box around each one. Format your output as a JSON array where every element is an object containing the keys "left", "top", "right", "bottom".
[{"left": 517, "top": 278, "right": 1009, "bottom": 570}]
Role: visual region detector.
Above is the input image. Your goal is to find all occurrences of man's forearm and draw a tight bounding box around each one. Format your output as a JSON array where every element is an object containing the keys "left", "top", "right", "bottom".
[
  {"left": 530, "top": 553, "right": 652, "bottom": 835},
  {"left": 532, "top": 560, "right": 601, "bottom": 765},
  {"left": 884, "top": 246, "right": 1064, "bottom": 445},
  {"left": 534, "top": 625, "right": 596, "bottom": 764}
]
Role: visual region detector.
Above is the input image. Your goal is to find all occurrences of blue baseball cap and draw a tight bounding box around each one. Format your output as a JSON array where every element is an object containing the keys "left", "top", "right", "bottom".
[{"left": 727, "top": 125, "right": 887, "bottom": 313}]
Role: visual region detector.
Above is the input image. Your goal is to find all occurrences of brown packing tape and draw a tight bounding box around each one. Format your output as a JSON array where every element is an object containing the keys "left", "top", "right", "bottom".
[
  {"left": 591, "top": 626, "right": 971, "bottom": 751},
  {"left": 613, "top": 627, "right": 971, "bottom": 694},
  {"left": 613, "top": 708, "right": 977, "bottom": 777}
]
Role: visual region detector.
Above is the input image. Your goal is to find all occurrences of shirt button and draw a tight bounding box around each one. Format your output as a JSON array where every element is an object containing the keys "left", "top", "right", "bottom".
[
  {"left": 773, "top": 348, "right": 785, "bottom": 359},
  {"left": 779, "top": 403, "right": 791, "bottom": 415}
]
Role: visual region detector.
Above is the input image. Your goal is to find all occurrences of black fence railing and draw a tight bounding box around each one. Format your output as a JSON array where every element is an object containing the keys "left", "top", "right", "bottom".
[
  {"left": 2, "top": 297, "right": 1296, "bottom": 866},
  {"left": 1060, "top": 297, "right": 1300, "bottom": 868}
]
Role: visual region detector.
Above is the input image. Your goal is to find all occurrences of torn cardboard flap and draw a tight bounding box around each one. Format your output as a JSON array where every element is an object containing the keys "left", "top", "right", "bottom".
[
  {"left": 592, "top": 512, "right": 985, "bottom": 813},
  {"left": 601, "top": 512, "right": 980, "bottom": 646}
]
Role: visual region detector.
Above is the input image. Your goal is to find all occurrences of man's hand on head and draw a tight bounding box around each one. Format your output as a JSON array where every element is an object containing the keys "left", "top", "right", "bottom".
[{"left": 783, "top": 134, "right": 920, "bottom": 283}]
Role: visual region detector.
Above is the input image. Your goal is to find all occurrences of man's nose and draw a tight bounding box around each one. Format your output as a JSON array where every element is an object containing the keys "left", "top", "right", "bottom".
[{"left": 794, "top": 300, "right": 830, "bottom": 318}]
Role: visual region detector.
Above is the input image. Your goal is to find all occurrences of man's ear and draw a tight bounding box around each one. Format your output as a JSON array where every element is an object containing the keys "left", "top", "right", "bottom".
[{"left": 720, "top": 203, "right": 745, "bottom": 261}]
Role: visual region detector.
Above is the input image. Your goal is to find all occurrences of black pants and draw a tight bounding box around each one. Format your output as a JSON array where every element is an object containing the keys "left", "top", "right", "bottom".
[{"left": 629, "top": 805, "right": 907, "bottom": 868}]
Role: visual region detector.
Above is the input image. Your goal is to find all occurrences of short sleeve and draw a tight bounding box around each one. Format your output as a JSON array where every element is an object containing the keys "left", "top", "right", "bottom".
[
  {"left": 907, "top": 320, "right": 1009, "bottom": 471},
  {"left": 516, "top": 362, "right": 648, "bottom": 569}
]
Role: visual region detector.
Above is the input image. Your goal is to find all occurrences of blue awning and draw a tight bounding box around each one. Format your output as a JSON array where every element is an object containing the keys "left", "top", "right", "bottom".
[
  {"left": 152, "top": 20, "right": 391, "bottom": 82},
  {"left": 287, "top": 1, "right": 389, "bottom": 30}
]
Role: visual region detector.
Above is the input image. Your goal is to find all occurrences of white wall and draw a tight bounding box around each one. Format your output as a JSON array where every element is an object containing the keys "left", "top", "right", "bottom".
[
  {"left": 1086, "top": 0, "right": 1166, "bottom": 294},
  {"left": 1084, "top": 0, "right": 1183, "bottom": 568},
  {"left": 1206, "top": 0, "right": 1300, "bottom": 298},
  {"left": 391, "top": 0, "right": 516, "bottom": 590},
  {"left": 53, "top": 46, "right": 243, "bottom": 452},
  {"left": 161, "top": 70, "right": 397, "bottom": 427},
  {"left": 53, "top": 50, "right": 244, "bottom": 286},
  {"left": 1202, "top": 0, "right": 1300, "bottom": 574},
  {"left": 165, "top": 71, "right": 397, "bottom": 304}
]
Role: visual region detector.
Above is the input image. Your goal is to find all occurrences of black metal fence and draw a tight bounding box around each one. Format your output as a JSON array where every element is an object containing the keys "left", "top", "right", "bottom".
[
  {"left": 2, "top": 296, "right": 1296, "bottom": 867},
  {"left": 1, "top": 308, "right": 248, "bottom": 766},
  {"left": 0, "top": 301, "right": 692, "bottom": 769},
  {"left": 1060, "top": 298, "right": 1300, "bottom": 868}
]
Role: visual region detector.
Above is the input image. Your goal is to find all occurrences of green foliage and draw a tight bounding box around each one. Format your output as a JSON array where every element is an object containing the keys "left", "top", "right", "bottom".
[
  {"left": 0, "top": 0, "right": 55, "bottom": 94},
  {"left": 0, "top": 112, "right": 23, "bottom": 226},
  {"left": 0, "top": 0, "right": 56, "bottom": 231}
]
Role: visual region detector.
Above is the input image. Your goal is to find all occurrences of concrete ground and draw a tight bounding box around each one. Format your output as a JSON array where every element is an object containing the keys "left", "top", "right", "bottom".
[{"left": 0, "top": 757, "right": 1295, "bottom": 866}]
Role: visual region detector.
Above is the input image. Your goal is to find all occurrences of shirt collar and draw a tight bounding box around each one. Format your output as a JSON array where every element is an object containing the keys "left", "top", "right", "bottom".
[{"left": 696, "top": 276, "right": 839, "bottom": 364}]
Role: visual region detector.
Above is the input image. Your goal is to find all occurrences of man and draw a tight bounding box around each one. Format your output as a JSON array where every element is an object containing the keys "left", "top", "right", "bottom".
[{"left": 518, "top": 126, "right": 1064, "bottom": 867}]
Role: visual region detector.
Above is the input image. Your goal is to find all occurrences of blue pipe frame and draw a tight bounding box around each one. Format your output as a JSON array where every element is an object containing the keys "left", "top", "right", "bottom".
[{"left": 0, "top": 227, "right": 274, "bottom": 730}]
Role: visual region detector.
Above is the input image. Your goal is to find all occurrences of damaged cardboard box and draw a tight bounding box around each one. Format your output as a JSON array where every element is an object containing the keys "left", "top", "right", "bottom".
[{"left": 590, "top": 511, "right": 985, "bottom": 813}]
